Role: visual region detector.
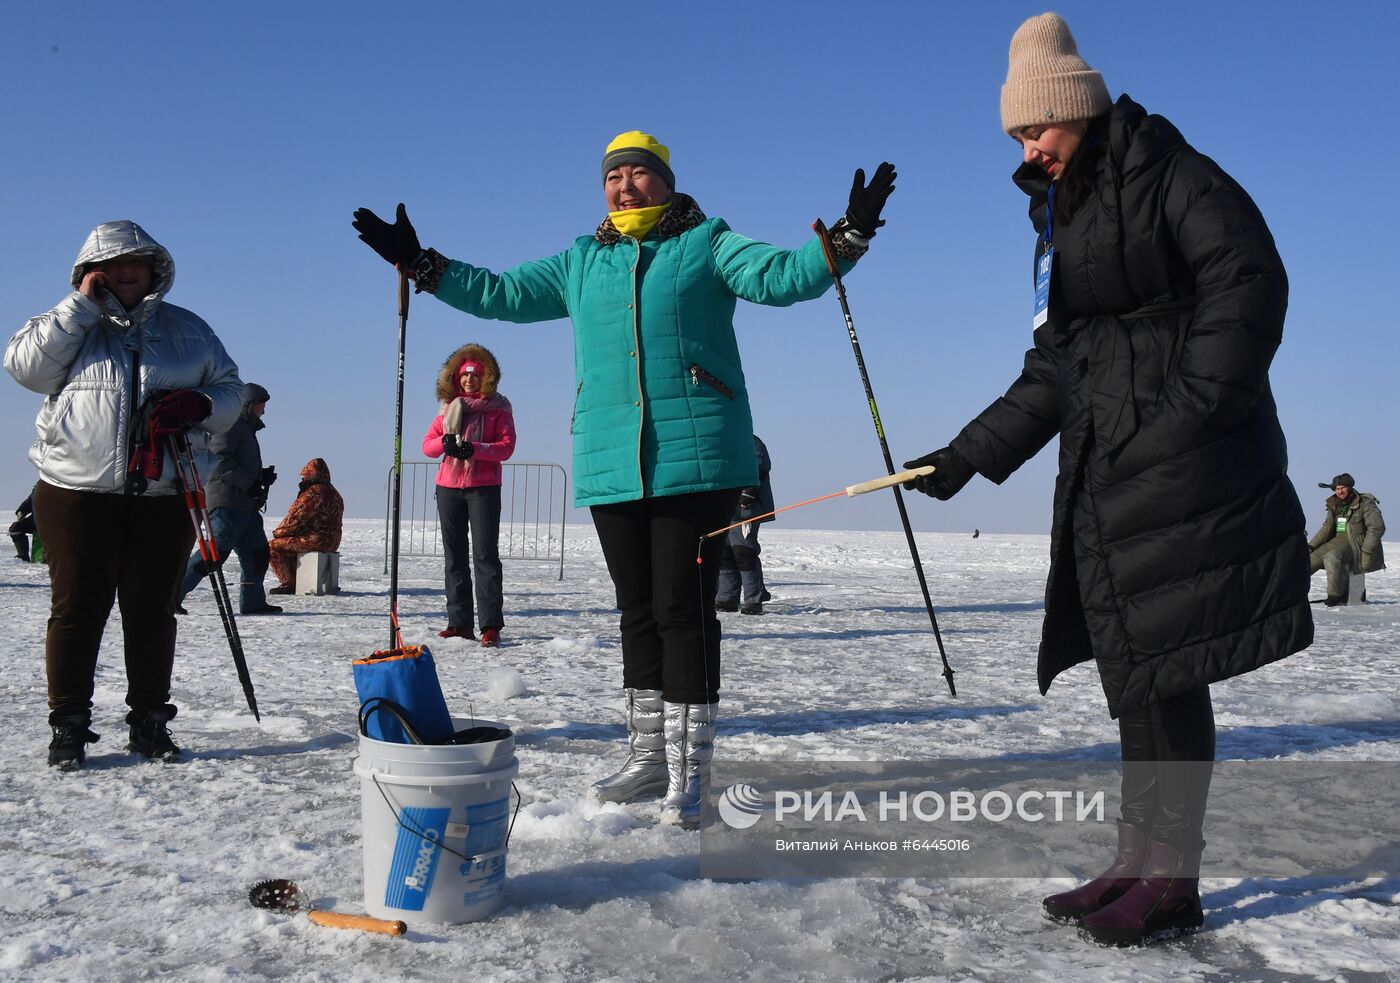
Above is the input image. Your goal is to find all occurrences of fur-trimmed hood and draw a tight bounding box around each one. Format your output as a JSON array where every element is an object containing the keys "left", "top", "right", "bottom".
[{"left": 436, "top": 343, "right": 502, "bottom": 401}]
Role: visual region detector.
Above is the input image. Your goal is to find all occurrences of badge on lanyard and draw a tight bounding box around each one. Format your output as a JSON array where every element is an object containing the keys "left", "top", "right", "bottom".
[{"left": 1033, "top": 185, "right": 1054, "bottom": 329}]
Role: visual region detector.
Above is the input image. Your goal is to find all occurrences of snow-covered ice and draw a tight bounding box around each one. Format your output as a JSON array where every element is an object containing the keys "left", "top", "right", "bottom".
[{"left": 1, "top": 517, "right": 1396, "bottom": 982}]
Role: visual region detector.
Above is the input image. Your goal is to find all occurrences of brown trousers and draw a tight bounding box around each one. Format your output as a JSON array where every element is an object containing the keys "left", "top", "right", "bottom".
[{"left": 35, "top": 481, "right": 194, "bottom": 715}]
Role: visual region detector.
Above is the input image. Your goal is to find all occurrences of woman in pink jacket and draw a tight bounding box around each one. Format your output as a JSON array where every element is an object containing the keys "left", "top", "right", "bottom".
[{"left": 421, "top": 343, "right": 516, "bottom": 646}]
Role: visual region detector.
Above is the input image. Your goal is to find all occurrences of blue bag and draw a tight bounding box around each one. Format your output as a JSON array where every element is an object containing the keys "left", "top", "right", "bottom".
[{"left": 352, "top": 644, "right": 454, "bottom": 744}]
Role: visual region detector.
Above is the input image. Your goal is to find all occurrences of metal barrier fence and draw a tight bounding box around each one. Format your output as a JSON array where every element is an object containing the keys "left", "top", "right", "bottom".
[{"left": 384, "top": 461, "right": 568, "bottom": 579}]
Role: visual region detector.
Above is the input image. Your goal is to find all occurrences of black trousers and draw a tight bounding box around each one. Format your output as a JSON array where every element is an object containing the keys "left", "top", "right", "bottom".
[
  {"left": 1117, "top": 684, "right": 1216, "bottom": 850},
  {"left": 35, "top": 481, "right": 194, "bottom": 716},
  {"left": 591, "top": 489, "right": 740, "bottom": 704},
  {"left": 436, "top": 484, "right": 504, "bottom": 632}
]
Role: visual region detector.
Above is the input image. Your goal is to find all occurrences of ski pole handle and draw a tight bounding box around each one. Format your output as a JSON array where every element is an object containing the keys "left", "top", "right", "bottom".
[
  {"left": 846, "top": 465, "right": 934, "bottom": 497},
  {"left": 811, "top": 219, "right": 841, "bottom": 278},
  {"left": 307, "top": 910, "right": 408, "bottom": 936}
]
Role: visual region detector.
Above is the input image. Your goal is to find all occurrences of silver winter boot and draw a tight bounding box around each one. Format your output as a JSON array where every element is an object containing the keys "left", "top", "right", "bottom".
[
  {"left": 659, "top": 701, "right": 718, "bottom": 828},
  {"left": 590, "top": 689, "right": 668, "bottom": 803}
]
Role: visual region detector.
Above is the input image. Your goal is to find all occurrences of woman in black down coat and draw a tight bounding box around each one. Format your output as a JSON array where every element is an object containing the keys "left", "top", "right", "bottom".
[{"left": 904, "top": 14, "right": 1313, "bottom": 946}]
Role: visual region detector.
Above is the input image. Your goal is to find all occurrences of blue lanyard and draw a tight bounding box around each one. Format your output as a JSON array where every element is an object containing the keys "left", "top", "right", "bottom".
[{"left": 1033, "top": 183, "right": 1055, "bottom": 329}]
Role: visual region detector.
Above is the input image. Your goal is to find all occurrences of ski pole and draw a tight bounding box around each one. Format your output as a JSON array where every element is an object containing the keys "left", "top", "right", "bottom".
[
  {"left": 812, "top": 219, "right": 956, "bottom": 696},
  {"left": 168, "top": 433, "right": 261, "bottom": 721},
  {"left": 387, "top": 269, "right": 409, "bottom": 650}
]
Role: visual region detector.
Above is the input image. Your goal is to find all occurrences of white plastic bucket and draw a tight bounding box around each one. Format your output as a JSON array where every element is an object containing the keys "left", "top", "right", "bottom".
[{"left": 354, "top": 717, "right": 517, "bottom": 924}]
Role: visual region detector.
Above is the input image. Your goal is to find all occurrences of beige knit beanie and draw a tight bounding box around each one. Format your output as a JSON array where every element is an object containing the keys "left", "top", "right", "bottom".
[{"left": 1000, "top": 13, "right": 1111, "bottom": 135}]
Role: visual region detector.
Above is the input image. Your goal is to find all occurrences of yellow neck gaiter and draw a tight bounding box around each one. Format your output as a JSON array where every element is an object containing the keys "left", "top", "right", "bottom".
[{"left": 608, "top": 202, "right": 670, "bottom": 241}]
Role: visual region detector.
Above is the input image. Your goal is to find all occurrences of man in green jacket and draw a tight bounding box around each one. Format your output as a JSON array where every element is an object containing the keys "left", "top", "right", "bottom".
[{"left": 1309, "top": 472, "right": 1386, "bottom": 605}]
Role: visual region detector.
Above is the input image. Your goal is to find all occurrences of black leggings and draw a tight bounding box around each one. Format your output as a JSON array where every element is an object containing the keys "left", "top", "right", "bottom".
[
  {"left": 1117, "top": 685, "right": 1215, "bottom": 850},
  {"left": 590, "top": 489, "right": 740, "bottom": 703}
]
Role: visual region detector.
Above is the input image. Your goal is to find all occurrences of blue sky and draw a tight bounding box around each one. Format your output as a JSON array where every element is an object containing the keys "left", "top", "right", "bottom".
[{"left": 3, "top": 1, "right": 1395, "bottom": 532}]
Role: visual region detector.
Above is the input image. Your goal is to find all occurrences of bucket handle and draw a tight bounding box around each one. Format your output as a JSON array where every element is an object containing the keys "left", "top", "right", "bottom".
[
  {"left": 359, "top": 697, "right": 426, "bottom": 745},
  {"left": 506, "top": 781, "right": 521, "bottom": 846},
  {"left": 370, "top": 774, "right": 524, "bottom": 866}
]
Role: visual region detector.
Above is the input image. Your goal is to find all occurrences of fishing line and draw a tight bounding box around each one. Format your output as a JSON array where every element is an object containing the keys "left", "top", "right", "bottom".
[{"left": 692, "top": 466, "right": 936, "bottom": 688}]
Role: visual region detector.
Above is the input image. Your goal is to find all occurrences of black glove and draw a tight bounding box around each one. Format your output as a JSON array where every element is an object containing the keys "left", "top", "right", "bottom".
[
  {"left": 845, "top": 162, "right": 897, "bottom": 238},
  {"left": 902, "top": 446, "right": 975, "bottom": 501},
  {"left": 442, "top": 433, "right": 474, "bottom": 460},
  {"left": 260, "top": 466, "right": 277, "bottom": 487},
  {"left": 352, "top": 203, "right": 422, "bottom": 269}
]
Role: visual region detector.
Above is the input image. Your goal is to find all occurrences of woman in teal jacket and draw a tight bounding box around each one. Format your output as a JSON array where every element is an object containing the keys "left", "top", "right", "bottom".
[{"left": 354, "top": 132, "right": 894, "bottom": 827}]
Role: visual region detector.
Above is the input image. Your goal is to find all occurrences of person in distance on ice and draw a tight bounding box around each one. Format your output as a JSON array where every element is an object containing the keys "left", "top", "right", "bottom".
[
  {"left": 268, "top": 458, "right": 346, "bottom": 596},
  {"left": 9, "top": 485, "right": 39, "bottom": 562},
  {"left": 4, "top": 220, "right": 244, "bottom": 770},
  {"left": 178, "top": 382, "right": 282, "bottom": 616},
  {"left": 421, "top": 344, "right": 515, "bottom": 648},
  {"left": 354, "top": 132, "right": 895, "bottom": 828},
  {"left": 902, "top": 13, "right": 1312, "bottom": 946},
  {"left": 1307, "top": 472, "right": 1385, "bottom": 606},
  {"left": 715, "top": 434, "right": 774, "bottom": 616}
]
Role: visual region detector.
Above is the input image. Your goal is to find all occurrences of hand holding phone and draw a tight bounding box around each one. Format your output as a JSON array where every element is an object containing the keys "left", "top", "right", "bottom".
[{"left": 78, "top": 270, "right": 109, "bottom": 303}]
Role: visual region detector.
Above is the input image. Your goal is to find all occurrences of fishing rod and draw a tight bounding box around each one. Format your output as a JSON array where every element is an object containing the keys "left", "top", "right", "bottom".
[{"left": 700, "top": 466, "right": 934, "bottom": 541}]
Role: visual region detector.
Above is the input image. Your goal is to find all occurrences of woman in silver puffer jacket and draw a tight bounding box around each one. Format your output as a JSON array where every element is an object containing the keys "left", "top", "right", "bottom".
[{"left": 5, "top": 220, "right": 243, "bottom": 770}]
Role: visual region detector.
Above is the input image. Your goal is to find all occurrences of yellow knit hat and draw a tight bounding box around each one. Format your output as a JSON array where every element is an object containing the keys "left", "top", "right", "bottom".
[{"left": 601, "top": 130, "right": 675, "bottom": 189}]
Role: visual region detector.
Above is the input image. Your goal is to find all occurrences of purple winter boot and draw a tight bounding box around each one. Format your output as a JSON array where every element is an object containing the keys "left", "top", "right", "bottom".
[
  {"left": 1078, "top": 839, "right": 1204, "bottom": 946},
  {"left": 1042, "top": 821, "right": 1149, "bottom": 923}
]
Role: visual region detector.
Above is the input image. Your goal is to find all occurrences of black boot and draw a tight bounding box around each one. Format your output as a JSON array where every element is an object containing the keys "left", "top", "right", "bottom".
[
  {"left": 48, "top": 711, "right": 99, "bottom": 771},
  {"left": 127, "top": 706, "right": 182, "bottom": 762}
]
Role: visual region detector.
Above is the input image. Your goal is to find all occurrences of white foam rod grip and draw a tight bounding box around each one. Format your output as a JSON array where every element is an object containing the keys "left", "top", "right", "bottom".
[{"left": 845, "top": 466, "right": 934, "bottom": 497}]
